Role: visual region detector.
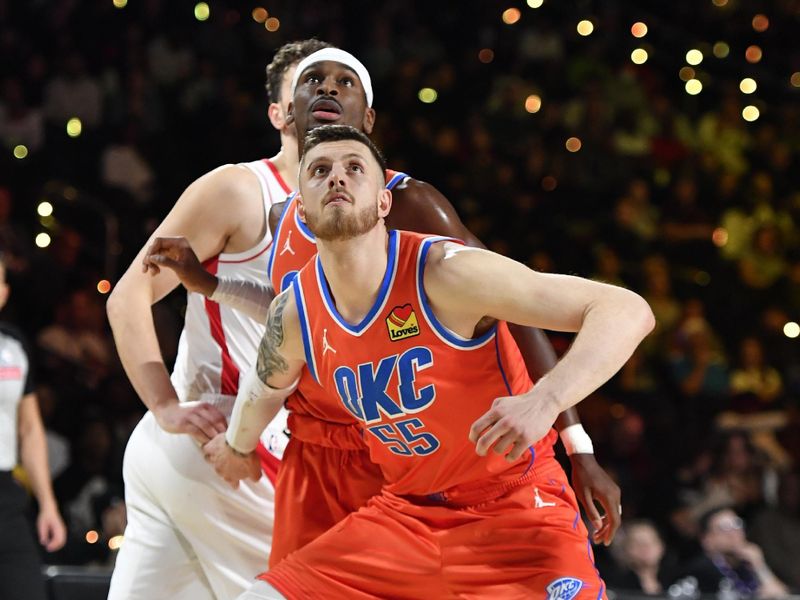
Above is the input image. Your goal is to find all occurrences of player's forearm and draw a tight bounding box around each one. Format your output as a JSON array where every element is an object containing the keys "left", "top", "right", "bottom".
[
  {"left": 531, "top": 290, "right": 654, "bottom": 413},
  {"left": 107, "top": 287, "right": 178, "bottom": 412},
  {"left": 226, "top": 367, "right": 297, "bottom": 454},
  {"left": 506, "top": 323, "right": 581, "bottom": 431},
  {"left": 18, "top": 399, "right": 57, "bottom": 509},
  {"left": 210, "top": 278, "right": 275, "bottom": 323}
]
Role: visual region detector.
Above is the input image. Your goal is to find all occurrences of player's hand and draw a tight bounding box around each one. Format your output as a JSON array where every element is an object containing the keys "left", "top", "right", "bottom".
[
  {"left": 37, "top": 502, "right": 67, "bottom": 552},
  {"left": 469, "top": 393, "right": 561, "bottom": 462},
  {"left": 568, "top": 453, "right": 621, "bottom": 546},
  {"left": 203, "top": 433, "right": 261, "bottom": 489},
  {"left": 154, "top": 401, "right": 228, "bottom": 445},
  {"left": 143, "top": 236, "right": 218, "bottom": 297}
]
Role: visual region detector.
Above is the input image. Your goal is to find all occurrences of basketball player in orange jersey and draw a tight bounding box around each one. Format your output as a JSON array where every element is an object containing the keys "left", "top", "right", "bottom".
[
  {"left": 146, "top": 48, "right": 622, "bottom": 567},
  {"left": 104, "top": 40, "right": 330, "bottom": 600},
  {"left": 203, "top": 125, "right": 655, "bottom": 599}
]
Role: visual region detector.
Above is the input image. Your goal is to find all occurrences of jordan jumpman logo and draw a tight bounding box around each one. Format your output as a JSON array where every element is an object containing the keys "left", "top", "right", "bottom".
[
  {"left": 534, "top": 487, "right": 556, "bottom": 508},
  {"left": 280, "top": 230, "right": 295, "bottom": 256},
  {"left": 322, "top": 328, "right": 336, "bottom": 356}
]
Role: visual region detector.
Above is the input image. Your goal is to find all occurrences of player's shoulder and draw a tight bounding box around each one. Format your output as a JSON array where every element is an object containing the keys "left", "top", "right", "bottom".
[{"left": 196, "top": 163, "right": 262, "bottom": 200}]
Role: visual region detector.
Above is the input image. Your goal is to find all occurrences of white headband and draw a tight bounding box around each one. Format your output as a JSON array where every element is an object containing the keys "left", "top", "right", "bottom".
[{"left": 290, "top": 48, "right": 374, "bottom": 107}]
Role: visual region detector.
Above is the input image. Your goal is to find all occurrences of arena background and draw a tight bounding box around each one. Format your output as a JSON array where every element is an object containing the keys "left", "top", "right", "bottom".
[{"left": 2, "top": 0, "right": 799, "bottom": 597}]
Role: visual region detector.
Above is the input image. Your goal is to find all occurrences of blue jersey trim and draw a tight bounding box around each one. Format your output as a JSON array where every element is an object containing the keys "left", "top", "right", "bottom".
[
  {"left": 417, "top": 237, "right": 497, "bottom": 348},
  {"left": 267, "top": 193, "right": 296, "bottom": 290},
  {"left": 317, "top": 229, "right": 399, "bottom": 335},
  {"left": 385, "top": 172, "right": 408, "bottom": 190},
  {"left": 494, "top": 335, "right": 513, "bottom": 395},
  {"left": 291, "top": 277, "right": 318, "bottom": 384}
]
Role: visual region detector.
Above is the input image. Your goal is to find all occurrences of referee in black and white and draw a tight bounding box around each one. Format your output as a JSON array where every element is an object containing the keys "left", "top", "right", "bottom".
[{"left": 0, "top": 254, "right": 66, "bottom": 600}]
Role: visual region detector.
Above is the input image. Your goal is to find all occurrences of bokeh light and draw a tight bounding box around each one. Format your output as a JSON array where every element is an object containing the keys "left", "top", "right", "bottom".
[
  {"left": 686, "top": 49, "right": 703, "bottom": 65},
  {"left": 712, "top": 41, "right": 730, "bottom": 58},
  {"left": 631, "top": 22, "right": 647, "bottom": 38},
  {"left": 526, "top": 0, "right": 543, "bottom": 7},
  {"left": 251, "top": 7, "right": 267, "bottom": 22},
  {"left": 541, "top": 176, "right": 557, "bottom": 192},
  {"left": 97, "top": 280, "right": 112, "bottom": 294},
  {"left": 565, "top": 137, "right": 582, "bottom": 152},
  {"left": 194, "top": 2, "right": 210, "bottom": 21},
  {"left": 631, "top": 48, "right": 648, "bottom": 64},
  {"left": 742, "top": 105, "right": 760, "bottom": 121},
  {"left": 791, "top": 72, "right": 800, "bottom": 88},
  {"left": 265, "top": 17, "right": 280, "bottom": 31},
  {"left": 478, "top": 48, "right": 494, "bottom": 64},
  {"left": 85, "top": 531, "right": 99, "bottom": 544},
  {"left": 502, "top": 8, "right": 521, "bottom": 25},
  {"left": 524, "top": 94, "right": 542, "bottom": 113},
  {"left": 752, "top": 14, "right": 769, "bottom": 32},
  {"left": 577, "top": 20, "right": 594, "bottom": 36},
  {"left": 108, "top": 535, "right": 124, "bottom": 550},
  {"left": 37, "top": 202, "right": 53, "bottom": 217},
  {"left": 739, "top": 78, "right": 757, "bottom": 94},
  {"left": 745, "top": 45, "right": 762, "bottom": 63},
  {"left": 679, "top": 67, "right": 696, "bottom": 81},
  {"left": 712, "top": 0, "right": 728, "bottom": 6},
  {"left": 784, "top": 322, "right": 800, "bottom": 338},
  {"left": 35, "top": 233, "right": 51, "bottom": 248},
  {"left": 113, "top": 0, "right": 127, "bottom": 8},
  {"left": 13, "top": 144, "right": 28, "bottom": 159},
  {"left": 685, "top": 79, "right": 702, "bottom": 95},
  {"left": 418, "top": 88, "right": 438, "bottom": 103},
  {"left": 66, "top": 118, "right": 82, "bottom": 137},
  {"left": 712, "top": 228, "right": 728, "bottom": 247}
]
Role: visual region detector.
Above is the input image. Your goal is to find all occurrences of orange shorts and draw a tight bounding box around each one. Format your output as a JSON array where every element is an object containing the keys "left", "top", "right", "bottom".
[
  {"left": 269, "top": 413, "right": 384, "bottom": 567},
  {"left": 264, "top": 457, "right": 606, "bottom": 600}
]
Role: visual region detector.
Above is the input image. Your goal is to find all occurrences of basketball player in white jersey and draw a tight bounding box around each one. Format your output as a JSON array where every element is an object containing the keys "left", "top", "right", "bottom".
[{"left": 105, "top": 40, "right": 329, "bottom": 600}]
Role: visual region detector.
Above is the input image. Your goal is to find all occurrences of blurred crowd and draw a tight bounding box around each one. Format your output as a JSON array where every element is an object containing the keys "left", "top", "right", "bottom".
[{"left": 1, "top": 0, "right": 799, "bottom": 594}]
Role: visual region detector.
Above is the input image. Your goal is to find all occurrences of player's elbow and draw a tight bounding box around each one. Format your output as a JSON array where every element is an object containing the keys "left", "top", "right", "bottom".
[
  {"left": 625, "top": 291, "right": 656, "bottom": 339},
  {"left": 106, "top": 282, "right": 132, "bottom": 328}
]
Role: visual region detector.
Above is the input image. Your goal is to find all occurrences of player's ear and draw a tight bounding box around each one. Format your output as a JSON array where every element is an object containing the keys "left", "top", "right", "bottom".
[
  {"left": 285, "top": 101, "right": 296, "bottom": 127},
  {"left": 377, "top": 188, "right": 392, "bottom": 219},
  {"left": 268, "top": 102, "right": 285, "bottom": 130},
  {"left": 296, "top": 195, "right": 307, "bottom": 223},
  {"left": 362, "top": 107, "right": 376, "bottom": 134}
]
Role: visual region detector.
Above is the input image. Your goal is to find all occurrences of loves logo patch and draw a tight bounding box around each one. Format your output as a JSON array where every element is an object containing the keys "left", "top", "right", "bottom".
[{"left": 386, "top": 304, "right": 420, "bottom": 341}]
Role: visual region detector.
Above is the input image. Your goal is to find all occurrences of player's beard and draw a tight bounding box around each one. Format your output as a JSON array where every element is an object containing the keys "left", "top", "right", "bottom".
[{"left": 306, "top": 201, "right": 379, "bottom": 241}]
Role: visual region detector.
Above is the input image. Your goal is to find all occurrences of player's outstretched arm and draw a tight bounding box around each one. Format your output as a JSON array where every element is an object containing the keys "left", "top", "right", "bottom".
[
  {"left": 390, "top": 180, "right": 622, "bottom": 543},
  {"left": 107, "top": 165, "right": 262, "bottom": 444},
  {"left": 144, "top": 236, "right": 276, "bottom": 323},
  {"left": 422, "top": 242, "right": 655, "bottom": 459},
  {"left": 204, "top": 290, "right": 305, "bottom": 488}
]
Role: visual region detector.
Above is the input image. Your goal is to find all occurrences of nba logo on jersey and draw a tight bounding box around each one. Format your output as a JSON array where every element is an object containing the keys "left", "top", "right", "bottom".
[
  {"left": 546, "top": 577, "right": 584, "bottom": 600},
  {"left": 386, "top": 304, "right": 420, "bottom": 341}
]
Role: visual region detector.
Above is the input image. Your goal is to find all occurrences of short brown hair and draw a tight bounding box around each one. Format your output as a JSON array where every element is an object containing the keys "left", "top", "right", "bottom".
[
  {"left": 301, "top": 125, "right": 387, "bottom": 174},
  {"left": 265, "top": 39, "right": 332, "bottom": 103}
]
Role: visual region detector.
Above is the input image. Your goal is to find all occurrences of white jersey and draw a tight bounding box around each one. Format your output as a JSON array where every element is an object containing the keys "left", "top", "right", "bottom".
[{"left": 170, "top": 158, "right": 292, "bottom": 454}]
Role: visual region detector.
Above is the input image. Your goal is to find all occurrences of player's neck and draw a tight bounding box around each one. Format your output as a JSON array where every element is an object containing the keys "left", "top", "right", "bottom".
[
  {"left": 317, "top": 225, "right": 389, "bottom": 325},
  {"left": 269, "top": 132, "right": 300, "bottom": 190}
]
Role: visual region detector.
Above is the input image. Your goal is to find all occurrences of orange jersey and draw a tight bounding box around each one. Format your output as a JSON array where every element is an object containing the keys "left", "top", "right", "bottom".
[{"left": 291, "top": 230, "right": 557, "bottom": 497}]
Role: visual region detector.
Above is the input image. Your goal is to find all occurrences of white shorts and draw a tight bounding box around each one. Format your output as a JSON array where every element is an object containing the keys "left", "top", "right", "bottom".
[{"left": 108, "top": 402, "right": 287, "bottom": 600}]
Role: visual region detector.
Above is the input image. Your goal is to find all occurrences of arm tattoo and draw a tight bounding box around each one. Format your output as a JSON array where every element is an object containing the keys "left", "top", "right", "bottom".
[{"left": 256, "top": 292, "right": 289, "bottom": 383}]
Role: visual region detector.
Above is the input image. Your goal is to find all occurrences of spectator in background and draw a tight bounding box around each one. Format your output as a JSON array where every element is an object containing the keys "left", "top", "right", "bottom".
[
  {"left": 749, "top": 470, "right": 800, "bottom": 591},
  {"left": 0, "top": 77, "right": 44, "bottom": 154},
  {"left": 43, "top": 52, "right": 102, "bottom": 129},
  {"left": 606, "top": 519, "right": 678, "bottom": 595},
  {"left": 683, "top": 506, "right": 788, "bottom": 597},
  {"left": 0, "top": 254, "right": 66, "bottom": 600},
  {"left": 730, "top": 336, "right": 783, "bottom": 409}
]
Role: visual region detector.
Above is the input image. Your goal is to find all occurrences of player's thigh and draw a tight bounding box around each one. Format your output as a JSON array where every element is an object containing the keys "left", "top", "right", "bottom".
[
  {"left": 108, "top": 500, "right": 214, "bottom": 600},
  {"left": 445, "top": 481, "right": 605, "bottom": 600},
  {"left": 178, "top": 474, "right": 275, "bottom": 599},
  {"left": 266, "top": 499, "right": 447, "bottom": 600}
]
